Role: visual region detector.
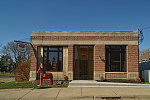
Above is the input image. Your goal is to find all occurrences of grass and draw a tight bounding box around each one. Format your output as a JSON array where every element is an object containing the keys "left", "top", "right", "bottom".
[
  {"left": 141, "top": 82, "right": 150, "bottom": 84},
  {"left": 0, "top": 81, "right": 39, "bottom": 89},
  {"left": 0, "top": 72, "right": 14, "bottom": 76},
  {"left": 51, "top": 84, "right": 68, "bottom": 88},
  {"left": 0, "top": 81, "right": 68, "bottom": 89}
]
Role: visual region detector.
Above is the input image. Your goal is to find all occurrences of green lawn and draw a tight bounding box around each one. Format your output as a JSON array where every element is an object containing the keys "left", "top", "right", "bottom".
[
  {"left": 0, "top": 81, "right": 68, "bottom": 89},
  {"left": 0, "top": 81, "right": 38, "bottom": 89},
  {"left": 0, "top": 72, "right": 14, "bottom": 76}
]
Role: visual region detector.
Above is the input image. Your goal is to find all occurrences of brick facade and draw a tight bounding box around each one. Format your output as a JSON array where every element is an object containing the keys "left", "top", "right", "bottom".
[
  {"left": 30, "top": 31, "right": 139, "bottom": 81},
  {"left": 105, "top": 73, "right": 127, "bottom": 79},
  {"left": 68, "top": 45, "right": 73, "bottom": 72},
  {"left": 30, "top": 44, "right": 37, "bottom": 71},
  {"left": 127, "top": 45, "right": 139, "bottom": 72},
  {"left": 94, "top": 45, "right": 105, "bottom": 72},
  {"left": 31, "top": 36, "right": 138, "bottom": 41}
]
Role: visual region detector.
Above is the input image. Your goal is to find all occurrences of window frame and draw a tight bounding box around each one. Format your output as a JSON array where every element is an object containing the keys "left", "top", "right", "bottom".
[
  {"left": 105, "top": 45, "right": 126, "bottom": 72},
  {"left": 43, "top": 46, "right": 63, "bottom": 72}
]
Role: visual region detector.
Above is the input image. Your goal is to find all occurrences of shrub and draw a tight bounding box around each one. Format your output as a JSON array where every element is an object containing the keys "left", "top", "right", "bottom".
[
  {"left": 14, "top": 61, "right": 30, "bottom": 82},
  {"left": 64, "top": 76, "right": 68, "bottom": 81},
  {"left": 135, "top": 77, "right": 141, "bottom": 82},
  {"left": 100, "top": 76, "right": 105, "bottom": 81}
]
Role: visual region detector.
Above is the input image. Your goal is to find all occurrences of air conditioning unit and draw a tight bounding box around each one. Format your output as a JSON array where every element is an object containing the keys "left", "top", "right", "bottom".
[{"left": 142, "top": 70, "right": 150, "bottom": 82}]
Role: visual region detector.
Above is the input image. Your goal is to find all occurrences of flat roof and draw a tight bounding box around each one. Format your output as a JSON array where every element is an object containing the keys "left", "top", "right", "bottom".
[{"left": 31, "top": 30, "right": 138, "bottom": 36}]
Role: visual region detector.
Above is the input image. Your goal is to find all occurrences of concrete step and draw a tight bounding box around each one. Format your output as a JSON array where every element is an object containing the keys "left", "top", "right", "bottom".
[
  {"left": 68, "top": 80, "right": 150, "bottom": 87},
  {"left": 69, "top": 80, "right": 99, "bottom": 87}
]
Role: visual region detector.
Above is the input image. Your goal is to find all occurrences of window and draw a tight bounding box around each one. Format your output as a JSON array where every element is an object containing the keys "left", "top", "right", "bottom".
[
  {"left": 43, "top": 47, "right": 63, "bottom": 71},
  {"left": 105, "top": 45, "right": 126, "bottom": 72}
]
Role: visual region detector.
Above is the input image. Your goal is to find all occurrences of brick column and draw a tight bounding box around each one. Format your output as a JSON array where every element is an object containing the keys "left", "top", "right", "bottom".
[
  {"left": 68, "top": 45, "right": 73, "bottom": 80},
  {"left": 127, "top": 45, "right": 139, "bottom": 79},
  {"left": 29, "top": 44, "right": 37, "bottom": 81},
  {"left": 94, "top": 45, "right": 105, "bottom": 80}
]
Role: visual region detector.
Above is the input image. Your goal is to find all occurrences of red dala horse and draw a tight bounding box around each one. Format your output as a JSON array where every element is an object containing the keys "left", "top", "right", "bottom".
[{"left": 37, "top": 67, "right": 53, "bottom": 86}]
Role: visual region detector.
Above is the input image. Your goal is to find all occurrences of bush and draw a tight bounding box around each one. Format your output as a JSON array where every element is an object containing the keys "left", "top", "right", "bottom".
[
  {"left": 135, "top": 77, "right": 141, "bottom": 82},
  {"left": 14, "top": 61, "right": 30, "bottom": 82},
  {"left": 64, "top": 76, "right": 68, "bottom": 81},
  {"left": 100, "top": 76, "right": 105, "bottom": 81}
]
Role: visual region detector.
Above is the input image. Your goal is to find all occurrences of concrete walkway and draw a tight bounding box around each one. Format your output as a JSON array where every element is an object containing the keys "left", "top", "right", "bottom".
[
  {"left": 0, "top": 87, "right": 150, "bottom": 100},
  {"left": 69, "top": 80, "right": 150, "bottom": 87}
]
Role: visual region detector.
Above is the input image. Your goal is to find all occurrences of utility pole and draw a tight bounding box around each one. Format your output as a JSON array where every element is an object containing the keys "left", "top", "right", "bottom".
[{"left": 138, "top": 27, "right": 150, "bottom": 45}]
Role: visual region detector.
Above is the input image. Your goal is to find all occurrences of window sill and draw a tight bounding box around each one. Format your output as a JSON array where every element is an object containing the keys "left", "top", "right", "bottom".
[
  {"left": 45, "top": 71, "right": 63, "bottom": 72},
  {"left": 105, "top": 72, "right": 127, "bottom": 74}
]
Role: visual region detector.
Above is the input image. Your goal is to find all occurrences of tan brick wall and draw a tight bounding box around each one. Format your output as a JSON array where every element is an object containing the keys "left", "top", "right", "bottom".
[
  {"left": 31, "top": 36, "right": 138, "bottom": 41},
  {"left": 30, "top": 44, "right": 37, "bottom": 71},
  {"left": 30, "top": 31, "right": 139, "bottom": 81},
  {"left": 105, "top": 73, "right": 127, "bottom": 79},
  {"left": 30, "top": 44, "right": 37, "bottom": 81},
  {"left": 37, "top": 46, "right": 43, "bottom": 69},
  {"left": 128, "top": 72, "right": 139, "bottom": 79},
  {"left": 68, "top": 45, "right": 73, "bottom": 72},
  {"left": 127, "top": 45, "right": 139, "bottom": 72},
  {"left": 63, "top": 46, "right": 68, "bottom": 76},
  {"left": 94, "top": 45, "right": 105, "bottom": 80},
  {"left": 31, "top": 31, "right": 138, "bottom": 36}
]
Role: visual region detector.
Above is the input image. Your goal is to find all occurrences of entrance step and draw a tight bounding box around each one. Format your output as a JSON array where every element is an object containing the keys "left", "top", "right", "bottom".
[
  {"left": 68, "top": 80, "right": 99, "bottom": 87},
  {"left": 68, "top": 80, "right": 150, "bottom": 87}
]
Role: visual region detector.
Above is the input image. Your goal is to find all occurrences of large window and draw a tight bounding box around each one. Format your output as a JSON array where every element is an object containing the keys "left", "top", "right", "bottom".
[
  {"left": 105, "top": 45, "right": 126, "bottom": 72},
  {"left": 43, "top": 47, "right": 63, "bottom": 71}
]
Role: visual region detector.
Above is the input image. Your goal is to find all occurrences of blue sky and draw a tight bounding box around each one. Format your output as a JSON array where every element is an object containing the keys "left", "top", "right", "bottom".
[{"left": 0, "top": 0, "right": 150, "bottom": 50}]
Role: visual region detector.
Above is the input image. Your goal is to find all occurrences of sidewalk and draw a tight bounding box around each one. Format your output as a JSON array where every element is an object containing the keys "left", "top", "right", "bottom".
[
  {"left": 0, "top": 75, "right": 15, "bottom": 83},
  {"left": 0, "top": 87, "right": 150, "bottom": 100}
]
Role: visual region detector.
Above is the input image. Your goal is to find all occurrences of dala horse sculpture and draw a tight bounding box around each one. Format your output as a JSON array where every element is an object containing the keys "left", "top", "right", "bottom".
[{"left": 37, "top": 67, "right": 53, "bottom": 86}]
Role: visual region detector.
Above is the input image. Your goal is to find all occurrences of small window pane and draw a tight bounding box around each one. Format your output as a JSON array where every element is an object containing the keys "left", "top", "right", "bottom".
[
  {"left": 111, "top": 62, "right": 120, "bottom": 72},
  {"left": 43, "top": 51, "right": 47, "bottom": 70},
  {"left": 44, "top": 47, "right": 47, "bottom": 51},
  {"left": 59, "top": 52, "right": 62, "bottom": 59},
  {"left": 89, "top": 46, "right": 93, "bottom": 60},
  {"left": 80, "top": 47, "right": 88, "bottom": 60},
  {"left": 74, "top": 46, "right": 79, "bottom": 60},
  {"left": 47, "top": 52, "right": 58, "bottom": 71},
  {"left": 43, "top": 46, "right": 63, "bottom": 72},
  {"left": 105, "top": 45, "right": 126, "bottom": 72},
  {"left": 111, "top": 46, "right": 121, "bottom": 51},
  {"left": 49, "top": 47, "right": 58, "bottom": 51},
  {"left": 59, "top": 47, "right": 62, "bottom": 51},
  {"left": 58, "top": 52, "right": 63, "bottom": 71},
  {"left": 111, "top": 51, "right": 120, "bottom": 61}
]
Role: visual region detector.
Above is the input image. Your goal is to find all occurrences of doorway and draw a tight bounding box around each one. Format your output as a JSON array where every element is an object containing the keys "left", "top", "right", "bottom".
[{"left": 73, "top": 45, "right": 94, "bottom": 80}]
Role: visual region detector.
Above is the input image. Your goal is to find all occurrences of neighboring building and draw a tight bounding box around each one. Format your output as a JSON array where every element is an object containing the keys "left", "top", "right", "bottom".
[
  {"left": 30, "top": 30, "right": 139, "bottom": 81},
  {"left": 139, "top": 51, "right": 150, "bottom": 62},
  {"left": 139, "top": 51, "right": 150, "bottom": 80}
]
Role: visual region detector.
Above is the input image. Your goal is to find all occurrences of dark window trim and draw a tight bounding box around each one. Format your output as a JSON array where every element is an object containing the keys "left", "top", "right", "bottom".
[
  {"left": 105, "top": 45, "right": 126, "bottom": 72},
  {"left": 43, "top": 46, "right": 63, "bottom": 72}
]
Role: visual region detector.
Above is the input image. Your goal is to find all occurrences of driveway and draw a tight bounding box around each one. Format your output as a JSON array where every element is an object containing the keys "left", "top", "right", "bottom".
[{"left": 0, "top": 75, "right": 15, "bottom": 83}]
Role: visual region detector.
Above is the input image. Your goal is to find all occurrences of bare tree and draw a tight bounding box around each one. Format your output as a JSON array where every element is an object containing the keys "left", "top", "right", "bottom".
[
  {"left": 139, "top": 48, "right": 150, "bottom": 56},
  {"left": 0, "top": 43, "right": 2, "bottom": 56},
  {"left": 1, "top": 41, "right": 31, "bottom": 67}
]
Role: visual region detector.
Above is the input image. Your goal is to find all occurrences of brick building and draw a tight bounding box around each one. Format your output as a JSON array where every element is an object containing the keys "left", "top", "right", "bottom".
[{"left": 30, "top": 30, "right": 139, "bottom": 81}]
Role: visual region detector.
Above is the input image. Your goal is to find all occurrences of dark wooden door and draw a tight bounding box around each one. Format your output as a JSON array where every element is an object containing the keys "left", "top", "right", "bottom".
[{"left": 73, "top": 45, "right": 94, "bottom": 80}]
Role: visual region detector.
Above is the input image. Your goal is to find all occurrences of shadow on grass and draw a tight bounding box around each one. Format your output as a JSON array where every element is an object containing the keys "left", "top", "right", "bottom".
[{"left": 36, "top": 86, "right": 52, "bottom": 89}]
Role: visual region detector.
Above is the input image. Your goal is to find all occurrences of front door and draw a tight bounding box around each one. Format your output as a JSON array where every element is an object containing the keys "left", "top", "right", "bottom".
[{"left": 73, "top": 45, "right": 94, "bottom": 80}]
